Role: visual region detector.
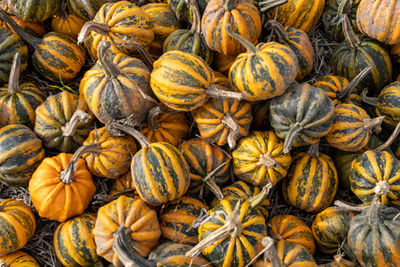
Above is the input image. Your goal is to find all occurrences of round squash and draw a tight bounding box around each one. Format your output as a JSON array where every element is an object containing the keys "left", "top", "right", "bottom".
[
  {"left": 168, "top": 0, "right": 208, "bottom": 22},
  {"left": 34, "top": 91, "right": 93, "bottom": 152},
  {"left": 212, "top": 52, "right": 236, "bottom": 74},
  {"left": 0, "top": 251, "right": 39, "bottom": 266},
  {"left": 0, "top": 52, "right": 45, "bottom": 128},
  {"left": 5, "top": 0, "right": 60, "bottom": 21},
  {"left": 0, "top": 15, "right": 45, "bottom": 37},
  {"left": 270, "top": 82, "right": 335, "bottom": 153},
  {"left": 283, "top": 142, "right": 339, "bottom": 212},
  {"left": 28, "top": 146, "right": 97, "bottom": 222},
  {"left": 54, "top": 213, "right": 101, "bottom": 266},
  {"left": 51, "top": 2, "right": 86, "bottom": 38},
  {"left": 148, "top": 243, "right": 210, "bottom": 266},
  {"left": 0, "top": 199, "right": 36, "bottom": 257},
  {"left": 159, "top": 196, "right": 208, "bottom": 245},
  {"left": 109, "top": 171, "right": 137, "bottom": 196},
  {"left": 232, "top": 131, "right": 292, "bottom": 186},
  {"left": 0, "top": 124, "right": 44, "bottom": 185},
  {"left": 67, "top": 0, "right": 115, "bottom": 20}
]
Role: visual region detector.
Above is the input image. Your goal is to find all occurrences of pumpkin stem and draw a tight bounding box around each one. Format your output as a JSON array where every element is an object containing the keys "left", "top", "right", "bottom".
[
  {"left": 187, "top": 0, "right": 201, "bottom": 33},
  {"left": 185, "top": 200, "right": 243, "bottom": 258},
  {"left": 307, "top": 141, "right": 320, "bottom": 157},
  {"left": 60, "top": 143, "right": 101, "bottom": 184},
  {"left": 221, "top": 112, "right": 240, "bottom": 149},
  {"left": 77, "top": 21, "right": 110, "bottom": 45},
  {"left": 113, "top": 226, "right": 156, "bottom": 267},
  {"left": 207, "top": 84, "right": 247, "bottom": 101},
  {"left": 375, "top": 121, "right": 400, "bottom": 151},
  {"left": 57, "top": 1, "right": 69, "bottom": 19},
  {"left": 341, "top": 14, "right": 359, "bottom": 48},
  {"left": 258, "top": 0, "right": 288, "bottom": 13},
  {"left": 334, "top": 200, "right": 366, "bottom": 211},
  {"left": 225, "top": 24, "right": 258, "bottom": 56},
  {"left": 338, "top": 65, "right": 373, "bottom": 101},
  {"left": 248, "top": 182, "right": 272, "bottom": 208},
  {"left": 96, "top": 40, "right": 121, "bottom": 79},
  {"left": 61, "top": 109, "right": 91, "bottom": 137},
  {"left": 367, "top": 196, "right": 381, "bottom": 225},
  {"left": 283, "top": 122, "right": 303, "bottom": 154},
  {"left": 362, "top": 116, "right": 384, "bottom": 132},
  {"left": 122, "top": 37, "right": 154, "bottom": 70},
  {"left": 0, "top": 261, "right": 8, "bottom": 267},
  {"left": 7, "top": 52, "right": 21, "bottom": 94},
  {"left": 80, "top": 0, "right": 96, "bottom": 20},
  {"left": 222, "top": 0, "right": 237, "bottom": 11},
  {"left": 374, "top": 180, "right": 390, "bottom": 196},
  {"left": 147, "top": 105, "right": 179, "bottom": 131},
  {"left": 107, "top": 119, "right": 152, "bottom": 148},
  {"left": 333, "top": 254, "right": 357, "bottom": 267},
  {"left": 257, "top": 152, "right": 278, "bottom": 169},
  {"left": 0, "top": 8, "right": 41, "bottom": 48},
  {"left": 267, "top": 20, "right": 290, "bottom": 43},
  {"left": 360, "top": 88, "right": 378, "bottom": 106},
  {"left": 245, "top": 236, "right": 284, "bottom": 267},
  {"left": 201, "top": 162, "right": 228, "bottom": 200}
]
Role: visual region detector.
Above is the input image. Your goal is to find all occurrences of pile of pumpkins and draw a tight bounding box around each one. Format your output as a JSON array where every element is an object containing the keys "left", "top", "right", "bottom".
[{"left": 0, "top": 0, "right": 400, "bottom": 266}]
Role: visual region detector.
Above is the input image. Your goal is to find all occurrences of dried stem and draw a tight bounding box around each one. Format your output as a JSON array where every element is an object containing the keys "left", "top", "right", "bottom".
[
  {"left": 257, "top": 152, "right": 278, "bottom": 169},
  {"left": 360, "top": 88, "right": 378, "bottom": 106},
  {"left": 334, "top": 200, "right": 366, "bottom": 212},
  {"left": 221, "top": 113, "right": 240, "bottom": 149},
  {"left": 362, "top": 116, "right": 384, "bottom": 131},
  {"left": 107, "top": 121, "right": 151, "bottom": 148},
  {"left": 258, "top": 0, "right": 288, "bottom": 13},
  {"left": 267, "top": 20, "right": 289, "bottom": 42},
  {"left": 376, "top": 121, "right": 400, "bottom": 151},
  {"left": 307, "top": 141, "right": 320, "bottom": 157},
  {"left": 7, "top": 52, "right": 21, "bottom": 94},
  {"left": 61, "top": 110, "right": 91, "bottom": 137},
  {"left": 224, "top": 24, "right": 258, "bottom": 55},
  {"left": 97, "top": 40, "right": 121, "bottom": 79},
  {"left": 283, "top": 122, "right": 303, "bottom": 154},
  {"left": 122, "top": 37, "right": 154, "bottom": 70},
  {"left": 201, "top": 162, "right": 228, "bottom": 200},
  {"left": 248, "top": 182, "right": 273, "bottom": 208},
  {"left": 207, "top": 84, "right": 247, "bottom": 100},
  {"left": 341, "top": 14, "right": 359, "bottom": 48},
  {"left": 338, "top": 65, "right": 372, "bottom": 101},
  {"left": 77, "top": 21, "right": 110, "bottom": 45}
]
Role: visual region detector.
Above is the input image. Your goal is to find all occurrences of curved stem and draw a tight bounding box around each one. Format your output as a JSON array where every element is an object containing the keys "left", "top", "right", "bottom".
[
  {"left": 334, "top": 200, "right": 366, "bottom": 211},
  {"left": 376, "top": 121, "right": 400, "bottom": 151},
  {"left": 107, "top": 121, "right": 151, "bottom": 148},
  {"left": 202, "top": 162, "right": 228, "bottom": 200},
  {"left": 7, "top": 52, "right": 21, "bottom": 94},
  {"left": 338, "top": 65, "right": 372, "bottom": 101},
  {"left": 97, "top": 40, "right": 121, "bottom": 79},
  {"left": 257, "top": 152, "right": 278, "bottom": 169},
  {"left": 307, "top": 141, "right": 320, "bottom": 157},
  {"left": 122, "top": 37, "right": 154, "bottom": 70},
  {"left": 61, "top": 110, "right": 91, "bottom": 137},
  {"left": 360, "top": 88, "right": 378, "bottom": 106},
  {"left": 187, "top": 0, "right": 201, "bottom": 33},
  {"left": 267, "top": 20, "right": 290, "bottom": 43},
  {"left": 224, "top": 24, "right": 258, "bottom": 55},
  {"left": 222, "top": 0, "right": 236, "bottom": 11},
  {"left": 341, "top": 14, "right": 359, "bottom": 48},
  {"left": 362, "top": 116, "right": 384, "bottom": 131},
  {"left": 283, "top": 122, "right": 303, "bottom": 154},
  {"left": 221, "top": 113, "right": 240, "bottom": 149},
  {"left": 367, "top": 197, "right": 381, "bottom": 225},
  {"left": 77, "top": 21, "right": 110, "bottom": 45},
  {"left": 147, "top": 106, "right": 162, "bottom": 131},
  {"left": 336, "top": 0, "right": 351, "bottom": 16},
  {"left": 0, "top": 9, "right": 41, "bottom": 48},
  {"left": 258, "top": 0, "right": 288, "bottom": 13},
  {"left": 60, "top": 143, "right": 101, "bottom": 184},
  {"left": 333, "top": 254, "right": 356, "bottom": 267},
  {"left": 80, "top": 0, "right": 95, "bottom": 20},
  {"left": 207, "top": 84, "right": 247, "bottom": 100},
  {"left": 248, "top": 182, "right": 272, "bottom": 208}
]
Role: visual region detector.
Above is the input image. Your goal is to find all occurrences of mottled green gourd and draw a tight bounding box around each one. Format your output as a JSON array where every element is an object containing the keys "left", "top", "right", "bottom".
[{"left": 6, "top": 0, "right": 60, "bottom": 22}]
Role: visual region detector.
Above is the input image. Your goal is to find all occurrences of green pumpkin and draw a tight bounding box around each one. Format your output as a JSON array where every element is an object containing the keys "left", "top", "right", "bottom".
[
  {"left": 168, "top": 0, "right": 208, "bottom": 22},
  {"left": 6, "top": 0, "right": 60, "bottom": 22}
]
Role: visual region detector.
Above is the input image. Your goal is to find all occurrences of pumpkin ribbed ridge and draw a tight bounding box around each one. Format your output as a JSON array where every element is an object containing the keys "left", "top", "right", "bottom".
[
  {"left": 149, "top": 243, "right": 210, "bottom": 266},
  {"left": 376, "top": 82, "right": 400, "bottom": 128},
  {"left": 0, "top": 250, "right": 39, "bottom": 266},
  {"left": 6, "top": 0, "right": 60, "bottom": 22},
  {"left": 67, "top": 0, "right": 113, "bottom": 20},
  {"left": 313, "top": 75, "right": 360, "bottom": 106}
]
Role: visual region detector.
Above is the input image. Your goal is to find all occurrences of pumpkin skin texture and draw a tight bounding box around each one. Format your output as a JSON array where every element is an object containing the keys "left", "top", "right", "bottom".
[
  {"left": 0, "top": 251, "right": 39, "bottom": 266},
  {"left": 212, "top": 52, "right": 236, "bottom": 74},
  {"left": 167, "top": 0, "right": 208, "bottom": 23},
  {"left": 270, "top": 82, "right": 335, "bottom": 153},
  {"left": 270, "top": 215, "right": 315, "bottom": 255},
  {"left": 131, "top": 142, "right": 191, "bottom": 206},
  {"left": 374, "top": 82, "right": 400, "bottom": 128},
  {"left": 54, "top": 213, "right": 100, "bottom": 266},
  {"left": 109, "top": 171, "right": 137, "bottom": 195},
  {"left": 0, "top": 124, "right": 44, "bottom": 185},
  {"left": 201, "top": 0, "right": 262, "bottom": 56},
  {"left": 0, "top": 15, "right": 45, "bottom": 37},
  {"left": 6, "top": 0, "right": 60, "bottom": 22},
  {"left": 357, "top": 0, "right": 400, "bottom": 45},
  {"left": 0, "top": 27, "right": 28, "bottom": 84},
  {"left": 347, "top": 203, "right": 400, "bottom": 266},
  {"left": 232, "top": 131, "right": 292, "bottom": 186},
  {"left": 34, "top": 91, "right": 93, "bottom": 153},
  {"left": 350, "top": 150, "right": 400, "bottom": 207},
  {"left": 159, "top": 196, "right": 208, "bottom": 245},
  {"left": 51, "top": 9, "right": 86, "bottom": 38},
  {"left": 93, "top": 196, "right": 161, "bottom": 267},
  {"left": 67, "top": 0, "right": 116, "bottom": 20},
  {"left": 28, "top": 153, "right": 96, "bottom": 222},
  {"left": 283, "top": 144, "right": 339, "bottom": 212},
  {"left": 82, "top": 127, "right": 137, "bottom": 179},
  {"left": 312, "top": 207, "right": 355, "bottom": 254},
  {"left": 0, "top": 199, "right": 36, "bottom": 257}
]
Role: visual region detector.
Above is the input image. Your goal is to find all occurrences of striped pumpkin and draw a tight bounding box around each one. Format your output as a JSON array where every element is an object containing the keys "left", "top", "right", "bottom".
[
  {"left": 179, "top": 138, "right": 231, "bottom": 199},
  {"left": 109, "top": 171, "right": 137, "bottom": 196},
  {"left": 0, "top": 15, "right": 45, "bottom": 37},
  {"left": 6, "top": 0, "right": 60, "bottom": 21},
  {"left": 131, "top": 142, "right": 191, "bottom": 206},
  {"left": 51, "top": 3, "right": 86, "bottom": 39},
  {"left": 80, "top": 40, "right": 155, "bottom": 124},
  {"left": 167, "top": 0, "right": 208, "bottom": 22},
  {"left": 159, "top": 196, "right": 208, "bottom": 245},
  {"left": 270, "top": 82, "right": 335, "bottom": 153},
  {"left": 93, "top": 196, "right": 161, "bottom": 267},
  {"left": 0, "top": 199, "right": 36, "bottom": 257},
  {"left": 0, "top": 53, "right": 45, "bottom": 128},
  {"left": 148, "top": 243, "right": 210, "bottom": 266},
  {"left": 270, "top": 215, "right": 316, "bottom": 255},
  {"left": 283, "top": 143, "right": 339, "bottom": 212},
  {"left": 34, "top": 91, "right": 93, "bottom": 152},
  {"left": 312, "top": 207, "right": 355, "bottom": 254},
  {"left": 201, "top": 0, "right": 261, "bottom": 56},
  {"left": 212, "top": 52, "right": 236, "bottom": 74},
  {"left": 54, "top": 213, "right": 101, "bottom": 266},
  {"left": 0, "top": 124, "right": 44, "bottom": 185},
  {"left": 0, "top": 251, "right": 39, "bottom": 266},
  {"left": 368, "top": 82, "right": 400, "bottom": 128},
  {"left": 268, "top": 20, "right": 314, "bottom": 81},
  {"left": 350, "top": 150, "right": 400, "bottom": 207},
  {"left": 0, "top": 26, "right": 27, "bottom": 83},
  {"left": 79, "top": 1, "right": 154, "bottom": 59},
  {"left": 318, "top": 255, "right": 357, "bottom": 267},
  {"left": 232, "top": 131, "right": 292, "bottom": 186},
  {"left": 325, "top": 103, "right": 383, "bottom": 152},
  {"left": 82, "top": 127, "right": 137, "bottom": 179},
  {"left": 67, "top": 0, "right": 115, "bottom": 20}
]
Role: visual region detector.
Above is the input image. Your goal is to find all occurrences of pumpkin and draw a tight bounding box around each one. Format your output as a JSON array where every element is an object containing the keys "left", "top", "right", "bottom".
[
  {"left": 357, "top": 0, "right": 400, "bottom": 45},
  {"left": 0, "top": 199, "right": 36, "bottom": 256},
  {"left": 347, "top": 200, "right": 400, "bottom": 266},
  {"left": 93, "top": 196, "right": 161, "bottom": 267},
  {"left": 312, "top": 207, "right": 355, "bottom": 254},
  {"left": 34, "top": 91, "right": 93, "bottom": 152},
  {"left": 232, "top": 131, "right": 292, "bottom": 186},
  {"left": 167, "top": 0, "right": 208, "bottom": 22},
  {"left": 270, "top": 215, "right": 316, "bottom": 255},
  {"left": 0, "top": 15, "right": 45, "bottom": 37},
  {"left": 51, "top": 2, "right": 86, "bottom": 38},
  {"left": 147, "top": 243, "right": 210, "bottom": 266},
  {"left": 0, "top": 124, "right": 44, "bottom": 185},
  {"left": 159, "top": 196, "right": 208, "bottom": 245},
  {"left": 54, "top": 213, "right": 101, "bottom": 266},
  {"left": 78, "top": 1, "right": 154, "bottom": 59},
  {"left": 82, "top": 126, "right": 137, "bottom": 179},
  {"left": 28, "top": 145, "right": 97, "bottom": 222},
  {"left": 179, "top": 138, "right": 231, "bottom": 199},
  {"left": 325, "top": 103, "right": 384, "bottom": 152},
  {"left": 391, "top": 43, "right": 400, "bottom": 63},
  {"left": 212, "top": 53, "right": 236, "bottom": 74},
  {"left": 0, "top": 26, "right": 28, "bottom": 83},
  {"left": 0, "top": 251, "right": 39, "bottom": 266},
  {"left": 330, "top": 14, "right": 392, "bottom": 95},
  {"left": 141, "top": 105, "right": 189, "bottom": 146},
  {"left": 267, "top": 20, "right": 314, "bottom": 81},
  {"left": 109, "top": 171, "right": 136, "bottom": 195},
  {"left": 283, "top": 142, "right": 339, "bottom": 212},
  {"left": 228, "top": 26, "right": 298, "bottom": 101},
  {"left": 270, "top": 82, "right": 335, "bottom": 153},
  {"left": 0, "top": 52, "right": 45, "bottom": 128},
  {"left": 201, "top": 0, "right": 262, "bottom": 56},
  {"left": 5, "top": 0, "right": 60, "bottom": 21},
  {"left": 67, "top": 0, "right": 116, "bottom": 20}
]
